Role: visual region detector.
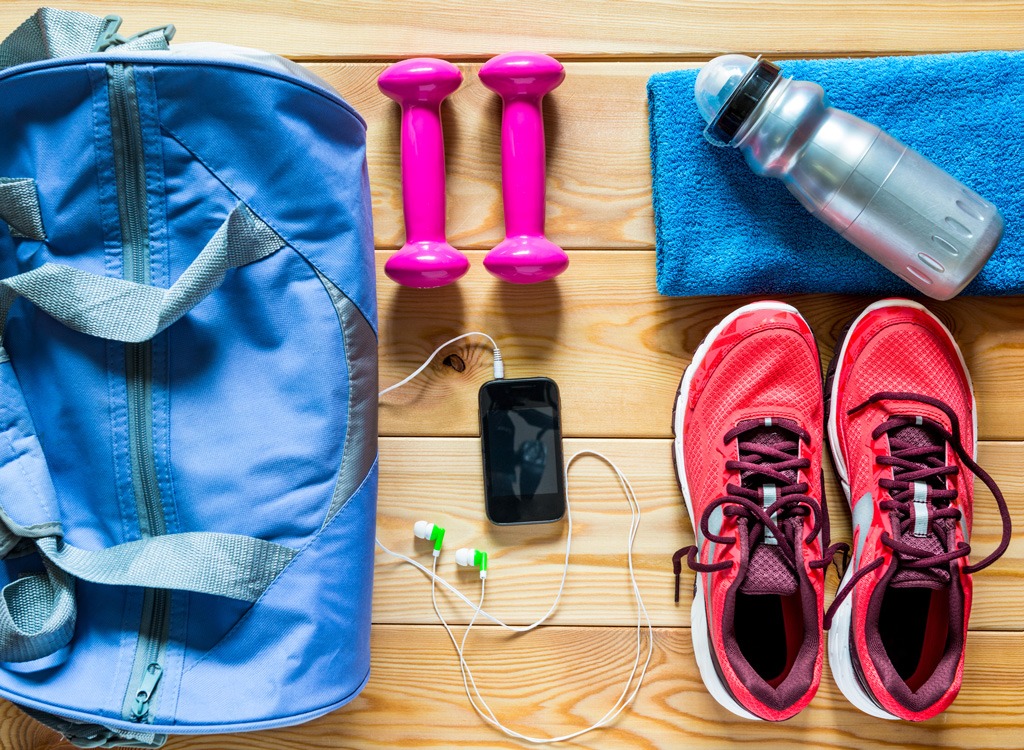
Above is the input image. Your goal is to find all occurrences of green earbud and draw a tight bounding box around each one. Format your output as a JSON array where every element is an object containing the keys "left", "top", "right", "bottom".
[
  {"left": 456, "top": 548, "right": 489, "bottom": 578},
  {"left": 413, "top": 520, "right": 446, "bottom": 555}
]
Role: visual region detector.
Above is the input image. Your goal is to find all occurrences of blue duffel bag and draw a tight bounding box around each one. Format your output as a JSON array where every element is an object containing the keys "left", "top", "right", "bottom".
[{"left": 0, "top": 8, "right": 377, "bottom": 746}]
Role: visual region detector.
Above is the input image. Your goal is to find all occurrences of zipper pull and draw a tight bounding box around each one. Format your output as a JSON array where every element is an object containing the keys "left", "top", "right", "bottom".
[
  {"left": 130, "top": 663, "right": 163, "bottom": 721},
  {"left": 94, "top": 15, "right": 126, "bottom": 52}
]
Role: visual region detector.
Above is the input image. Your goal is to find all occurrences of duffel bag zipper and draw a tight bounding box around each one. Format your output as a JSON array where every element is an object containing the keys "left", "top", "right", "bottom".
[
  {"left": 130, "top": 662, "right": 164, "bottom": 720},
  {"left": 108, "top": 62, "right": 170, "bottom": 725}
]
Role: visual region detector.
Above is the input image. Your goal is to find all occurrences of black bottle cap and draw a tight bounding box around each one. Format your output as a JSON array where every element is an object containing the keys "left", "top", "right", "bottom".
[{"left": 707, "top": 58, "right": 781, "bottom": 145}]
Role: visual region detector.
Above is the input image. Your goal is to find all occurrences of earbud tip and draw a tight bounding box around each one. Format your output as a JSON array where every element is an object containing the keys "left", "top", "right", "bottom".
[
  {"left": 455, "top": 548, "right": 472, "bottom": 566},
  {"left": 413, "top": 521, "right": 432, "bottom": 539}
]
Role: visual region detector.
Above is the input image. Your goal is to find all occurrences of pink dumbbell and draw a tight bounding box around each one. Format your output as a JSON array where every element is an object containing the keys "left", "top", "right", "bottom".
[
  {"left": 378, "top": 59, "right": 469, "bottom": 288},
  {"left": 479, "top": 52, "right": 569, "bottom": 284}
]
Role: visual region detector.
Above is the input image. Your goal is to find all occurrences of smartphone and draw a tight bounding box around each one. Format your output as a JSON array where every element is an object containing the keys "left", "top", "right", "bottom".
[{"left": 478, "top": 377, "right": 566, "bottom": 525}]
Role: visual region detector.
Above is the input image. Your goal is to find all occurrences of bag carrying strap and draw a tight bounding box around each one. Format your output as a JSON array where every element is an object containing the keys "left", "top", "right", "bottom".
[
  {"left": 0, "top": 524, "right": 296, "bottom": 663},
  {"left": 0, "top": 202, "right": 285, "bottom": 345},
  {"left": 0, "top": 9, "right": 286, "bottom": 744},
  {"left": 0, "top": 178, "right": 45, "bottom": 240},
  {"left": 0, "top": 7, "right": 174, "bottom": 71},
  {"left": 0, "top": 554, "right": 75, "bottom": 665},
  {"left": 0, "top": 202, "right": 294, "bottom": 664}
]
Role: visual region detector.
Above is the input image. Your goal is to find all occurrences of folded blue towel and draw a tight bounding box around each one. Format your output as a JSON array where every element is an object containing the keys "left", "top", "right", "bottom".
[{"left": 647, "top": 51, "right": 1024, "bottom": 297}]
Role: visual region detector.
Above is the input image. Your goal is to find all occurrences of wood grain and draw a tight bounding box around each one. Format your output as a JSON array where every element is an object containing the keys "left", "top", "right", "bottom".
[
  {"left": 3, "top": 29, "right": 1021, "bottom": 252},
  {"left": 10, "top": 627, "right": 1024, "bottom": 750},
  {"left": 375, "top": 437, "right": 1024, "bottom": 630},
  {"left": 377, "top": 251, "right": 1024, "bottom": 441},
  {"left": 2, "top": 2, "right": 1022, "bottom": 60}
]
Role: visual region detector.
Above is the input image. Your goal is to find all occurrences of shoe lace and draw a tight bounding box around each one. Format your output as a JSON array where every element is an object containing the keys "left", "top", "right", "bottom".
[
  {"left": 672, "top": 418, "right": 848, "bottom": 603},
  {"left": 822, "top": 391, "right": 1012, "bottom": 629}
]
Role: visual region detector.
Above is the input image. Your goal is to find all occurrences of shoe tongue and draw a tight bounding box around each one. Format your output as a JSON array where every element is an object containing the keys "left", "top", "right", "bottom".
[
  {"left": 888, "top": 423, "right": 941, "bottom": 462},
  {"left": 739, "top": 519, "right": 800, "bottom": 596},
  {"left": 739, "top": 426, "right": 798, "bottom": 486},
  {"left": 889, "top": 520, "right": 953, "bottom": 589},
  {"left": 886, "top": 424, "right": 952, "bottom": 589},
  {"left": 735, "top": 426, "right": 802, "bottom": 596}
]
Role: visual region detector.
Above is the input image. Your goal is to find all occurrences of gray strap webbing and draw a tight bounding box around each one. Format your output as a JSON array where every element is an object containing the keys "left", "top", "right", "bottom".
[
  {"left": 0, "top": 178, "right": 46, "bottom": 240},
  {"left": 0, "top": 8, "right": 172, "bottom": 71},
  {"left": 0, "top": 557, "right": 75, "bottom": 663},
  {"left": 0, "top": 527, "right": 296, "bottom": 663},
  {"left": 18, "top": 705, "right": 166, "bottom": 748},
  {"left": 0, "top": 203, "right": 285, "bottom": 344},
  {"left": 0, "top": 520, "right": 22, "bottom": 558},
  {"left": 36, "top": 532, "right": 296, "bottom": 601},
  {"left": 113, "top": 27, "right": 173, "bottom": 53},
  {"left": 0, "top": 8, "right": 106, "bottom": 68}
]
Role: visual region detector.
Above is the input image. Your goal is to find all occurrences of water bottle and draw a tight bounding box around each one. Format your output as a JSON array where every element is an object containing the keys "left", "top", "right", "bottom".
[{"left": 694, "top": 55, "right": 1004, "bottom": 300}]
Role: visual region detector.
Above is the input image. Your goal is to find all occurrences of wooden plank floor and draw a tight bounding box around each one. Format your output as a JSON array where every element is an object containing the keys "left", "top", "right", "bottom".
[{"left": 3, "top": 2, "right": 1024, "bottom": 748}]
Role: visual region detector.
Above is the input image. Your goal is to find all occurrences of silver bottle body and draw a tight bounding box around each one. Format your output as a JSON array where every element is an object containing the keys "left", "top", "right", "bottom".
[{"left": 733, "top": 77, "right": 1003, "bottom": 300}]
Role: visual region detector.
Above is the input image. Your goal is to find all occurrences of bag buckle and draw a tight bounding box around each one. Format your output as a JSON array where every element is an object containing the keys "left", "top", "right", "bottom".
[
  {"left": 93, "top": 15, "right": 125, "bottom": 52},
  {"left": 94, "top": 15, "right": 177, "bottom": 53}
]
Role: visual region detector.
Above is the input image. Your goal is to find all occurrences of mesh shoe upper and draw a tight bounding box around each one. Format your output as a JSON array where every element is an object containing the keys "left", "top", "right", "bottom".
[
  {"left": 829, "top": 300, "right": 978, "bottom": 720},
  {"left": 676, "top": 303, "right": 828, "bottom": 721}
]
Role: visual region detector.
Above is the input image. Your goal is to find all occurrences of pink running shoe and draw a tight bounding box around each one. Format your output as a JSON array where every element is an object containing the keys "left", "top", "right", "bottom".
[
  {"left": 672, "top": 302, "right": 843, "bottom": 720},
  {"left": 825, "top": 299, "right": 1011, "bottom": 721}
]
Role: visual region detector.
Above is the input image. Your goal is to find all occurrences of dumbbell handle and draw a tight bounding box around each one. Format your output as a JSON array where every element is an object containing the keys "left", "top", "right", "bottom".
[
  {"left": 500, "top": 96, "right": 548, "bottom": 239},
  {"left": 399, "top": 99, "right": 447, "bottom": 243}
]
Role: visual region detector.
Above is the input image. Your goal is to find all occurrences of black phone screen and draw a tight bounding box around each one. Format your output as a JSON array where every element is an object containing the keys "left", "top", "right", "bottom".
[{"left": 479, "top": 377, "right": 566, "bottom": 525}]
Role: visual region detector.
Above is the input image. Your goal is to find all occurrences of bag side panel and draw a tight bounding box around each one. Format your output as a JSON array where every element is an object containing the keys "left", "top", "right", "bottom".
[
  {"left": 151, "top": 62, "right": 375, "bottom": 726},
  {"left": 159, "top": 136, "right": 349, "bottom": 548},
  {"left": 173, "top": 465, "right": 376, "bottom": 730},
  {"left": 150, "top": 64, "right": 376, "bottom": 331}
]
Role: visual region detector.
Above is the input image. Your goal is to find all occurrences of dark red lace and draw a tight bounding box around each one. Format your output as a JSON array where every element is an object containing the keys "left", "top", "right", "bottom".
[
  {"left": 822, "top": 391, "right": 1012, "bottom": 629},
  {"left": 672, "top": 418, "right": 848, "bottom": 602}
]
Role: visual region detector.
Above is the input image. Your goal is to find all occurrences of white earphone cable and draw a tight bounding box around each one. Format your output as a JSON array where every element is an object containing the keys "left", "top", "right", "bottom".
[
  {"left": 377, "top": 331, "right": 503, "bottom": 399},
  {"left": 430, "top": 450, "right": 652, "bottom": 743},
  {"left": 376, "top": 332, "right": 652, "bottom": 742}
]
